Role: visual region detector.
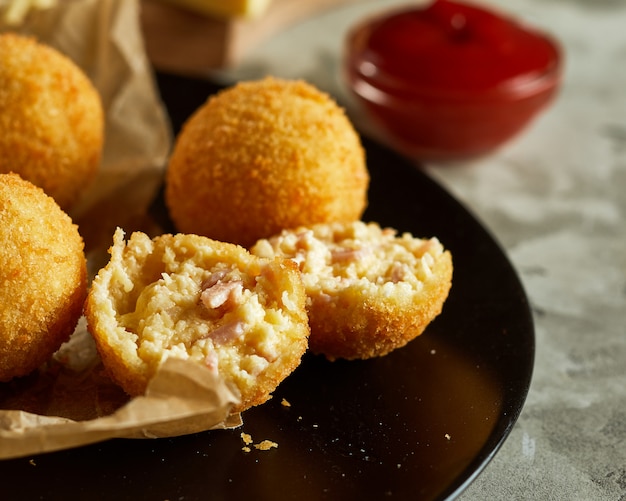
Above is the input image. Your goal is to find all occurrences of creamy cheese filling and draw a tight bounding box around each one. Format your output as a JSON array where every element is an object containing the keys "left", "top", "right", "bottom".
[
  {"left": 111, "top": 237, "right": 294, "bottom": 385},
  {"left": 252, "top": 221, "right": 445, "bottom": 300}
]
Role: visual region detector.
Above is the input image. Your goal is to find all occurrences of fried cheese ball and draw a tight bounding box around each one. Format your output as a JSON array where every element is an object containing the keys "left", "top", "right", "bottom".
[
  {"left": 165, "top": 77, "right": 369, "bottom": 248},
  {"left": 85, "top": 228, "right": 310, "bottom": 413},
  {"left": 251, "top": 221, "right": 453, "bottom": 360},
  {"left": 0, "top": 173, "right": 87, "bottom": 382},
  {"left": 0, "top": 33, "right": 104, "bottom": 210}
]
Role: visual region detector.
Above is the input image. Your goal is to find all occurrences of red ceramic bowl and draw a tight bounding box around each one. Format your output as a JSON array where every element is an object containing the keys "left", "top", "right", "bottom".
[{"left": 344, "top": 0, "right": 563, "bottom": 161}]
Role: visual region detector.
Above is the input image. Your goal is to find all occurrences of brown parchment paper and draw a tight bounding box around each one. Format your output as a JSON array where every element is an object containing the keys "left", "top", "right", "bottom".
[{"left": 0, "top": 0, "right": 243, "bottom": 460}]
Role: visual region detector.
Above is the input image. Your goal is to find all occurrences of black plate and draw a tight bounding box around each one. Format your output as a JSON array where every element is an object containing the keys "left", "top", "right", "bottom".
[{"left": 0, "top": 74, "right": 534, "bottom": 501}]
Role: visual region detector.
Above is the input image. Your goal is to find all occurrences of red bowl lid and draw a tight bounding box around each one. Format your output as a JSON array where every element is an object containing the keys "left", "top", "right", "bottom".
[{"left": 346, "top": 0, "right": 563, "bottom": 101}]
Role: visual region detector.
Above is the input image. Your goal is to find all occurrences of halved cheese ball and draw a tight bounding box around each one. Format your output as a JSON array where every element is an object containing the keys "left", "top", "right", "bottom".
[
  {"left": 85, "top": 229, "right": 309, "bottom": 413},
  {"left": 251, "top": 221, "right": 453, "bottom": 360}
]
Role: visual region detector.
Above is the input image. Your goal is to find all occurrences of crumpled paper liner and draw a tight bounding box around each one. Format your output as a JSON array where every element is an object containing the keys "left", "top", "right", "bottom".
[
  {"left": 1, "top": 0, "right": 172, "bottom": 253},
  {"left": 0, "top": 328, "right": 242, "bottom": 460},
  {"left": 0, "top": 0, "right": 243, "bottom": 460}
]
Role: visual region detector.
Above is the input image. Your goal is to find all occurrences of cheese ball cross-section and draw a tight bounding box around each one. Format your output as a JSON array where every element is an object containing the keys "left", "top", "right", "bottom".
[
  {"left": 85, "top": 229, "right": 310, "bottom": 413},
  {"left": 0, "top": 33, "right": 104, "bottom": 210},
  {"left": 251, "top": 221, "right": 453, "bottom": 360},
  {"left": 165, "top": 76, "right": 369, "bottom": 248},
  {"left": 0, "top": 173, "right": 87, "bottom": 382}
]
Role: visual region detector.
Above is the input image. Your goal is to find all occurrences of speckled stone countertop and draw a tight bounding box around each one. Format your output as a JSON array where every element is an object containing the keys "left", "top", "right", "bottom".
[{"left": 218, "top": 1, "right": 626, "bottom": 499}]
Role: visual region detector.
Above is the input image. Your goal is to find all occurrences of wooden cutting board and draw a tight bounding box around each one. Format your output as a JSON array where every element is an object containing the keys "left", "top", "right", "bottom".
[{"left": 140, "top": 0, "right": 362, "bottom": 75}]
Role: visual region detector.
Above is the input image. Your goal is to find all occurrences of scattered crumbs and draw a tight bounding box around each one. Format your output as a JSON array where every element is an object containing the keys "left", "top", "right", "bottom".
[
  {"left": 281, "top": 398, "right": 291, "bottom": 407},
  {"left": 430, "top": 349, "right": 436, "bottom": 355},
  {"left": 444, "top": 433, "right": 451, "bottom": 440},
  {"left": 312, "top": 424, "right": 319, "bottom": 428},
  {"left": 397, "top": 463, "right": 402, "bottom": 469},
  {"left": 297, "top": 416, "right": 303, "bottom": 421},
  {"left": 29, "top": 459, "right": 36, "bottom": 466},
  {"left": 254, "top": 440, "right": 278, "bottom": 451},
  {"left": 241, "top": 432, "right": 253, "bottom": 446},
  {"left": 240, "top": 432, "right": 278, "bottom": 452}
]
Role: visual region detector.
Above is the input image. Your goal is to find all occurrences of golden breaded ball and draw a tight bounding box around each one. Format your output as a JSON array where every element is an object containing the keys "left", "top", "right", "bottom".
[
  {"left": 0, "top": 173, "right": 88, "bottom": 382},
  {"left": 0, "top": 33, "right": 104, "bottom": 210},
  {"left": 165, "top": 77, "right": 369, "bottom": 248},
  {"left": 85, "top": 228, "right": 310, "bottom": 413}
]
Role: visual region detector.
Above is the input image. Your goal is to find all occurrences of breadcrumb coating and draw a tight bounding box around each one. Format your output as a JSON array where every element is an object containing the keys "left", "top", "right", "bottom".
[
  {"left": 85, "top": 229, "right": 310, "bottom": 413},
  {"left": 0, "top": 33, "right": 104, "bottom": 210},
  {"left": 165, "top": 76, "right": 369, "bottom": 247},
  {"left": 252, "top": 221, "right": 453, "bottom": 360},
  {"left": 0, "top": 173, "right": 87, "bottom": 381}
]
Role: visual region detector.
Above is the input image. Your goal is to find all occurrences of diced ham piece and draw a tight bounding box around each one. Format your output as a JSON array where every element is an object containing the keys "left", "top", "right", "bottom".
[
  {"left": 204, "top": 351, "right": 219, "bottom": 373},
  {"left": 201, "top": 270, "right": 229, "bottom": 290},
  {"left": 331, "top": 246, "right": 372, "bottom": 264},
  {"left": 209, "top": 320, "right": 245, "bottom": 345},
  {"left": 200, "top": 280, "right": 243, "bottom": 309}
]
